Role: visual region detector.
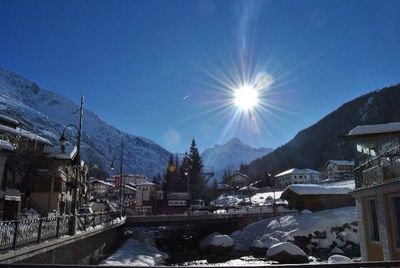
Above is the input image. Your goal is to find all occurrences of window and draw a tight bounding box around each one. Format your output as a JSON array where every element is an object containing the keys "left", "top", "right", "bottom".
[
  {"left": 368, "top": 199, "right": 380, "bottom": 242},
  {"left": 391, "top": 197, "right": 400, "bottom": 248}
]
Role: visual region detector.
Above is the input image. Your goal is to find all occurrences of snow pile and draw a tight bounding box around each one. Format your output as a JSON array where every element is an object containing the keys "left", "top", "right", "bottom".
[
  {"left": 200, "top": 233, "right": 233, "bottom": 250},
  {"left": 232, "top": 206, "right": 359, "bottom": 253},
  {"left": 250, "top": 191, "right": 283, "bottom": 205},
  {"left": 267, "top": 242, "right": 307, "bottom": 257},
  {"left": 101, "top": 239, "right": 168, "bottom": 266},
  {"left": 212, "top": 194, "right": 242, "bottom": 207},
  {"left": 328, "top": 254, "right": 352, "bottom": 263}
]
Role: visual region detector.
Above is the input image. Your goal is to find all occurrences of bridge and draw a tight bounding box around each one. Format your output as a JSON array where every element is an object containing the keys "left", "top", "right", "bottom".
[{"left": 126, "top": 206, "right": 297, "bottom": 227}]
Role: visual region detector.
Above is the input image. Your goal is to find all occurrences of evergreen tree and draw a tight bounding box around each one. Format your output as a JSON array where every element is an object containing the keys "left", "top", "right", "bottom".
[
  {"left": 187, "top": 139, "right": 207, "bottom": 199},
  {"left": 177, "top": 152, "right": 189, "bottom": 192}
]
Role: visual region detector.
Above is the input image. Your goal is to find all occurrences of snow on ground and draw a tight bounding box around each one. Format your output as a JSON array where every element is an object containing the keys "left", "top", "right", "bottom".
[
  {"left": 231, "top": 206, "right": 358, "bottom": 251},
  {"left": 182, "top": 256, "right": 273, "bottom": 266},
  {"left": 101, "top": 238, "right": 168, "bottom": 266},
  {"left": 212, "top": 190, "right": 283, "bottom": 207}
]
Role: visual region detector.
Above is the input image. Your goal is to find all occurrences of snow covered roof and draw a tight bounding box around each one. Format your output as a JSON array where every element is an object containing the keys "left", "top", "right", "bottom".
[
  {"left": 50, "top": 145, "right": 78, "bottom": 160},
  {"left": 91, "top": 179, "right": 114, "bottom": 187},
  {"left": 326, "top": 160, "right": 355, "bottom": 166},
  {"left": 0, "top": 139, "right": 14, "bottom": 151},
  {"left": 282, "top": 184, "right": 352, "bottom": 196},
  {"left": 229, "top": 172, "right": 251, "bottom": 179},
  {"left": 0, "top": 124, "right": 52, "bottom": 146},
  {"left": 124, "top": 184, "right": 136, "bottom": 191},
  {"left": 0, "top": 114, "right": 19, "bottom": 127},
  {"left": 275, "top": 168, "right": 320, "bottom": 177},
  {"left": 348, "top": 122, "right": 400, "bottom": 136},
  {"left": 136, "top": 182, "right": 156, "bottom": 186},
  {"left": 239, "top": 186, "right": 259, "bottom": 191}
]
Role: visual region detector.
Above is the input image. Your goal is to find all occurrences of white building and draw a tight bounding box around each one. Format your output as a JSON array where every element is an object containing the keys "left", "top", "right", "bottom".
[
  {"left": 275, "top": 168, "right": 320, "bottom": 189},
  {"left": 323, "top": 160, "right": 355, "bottom": 181}
]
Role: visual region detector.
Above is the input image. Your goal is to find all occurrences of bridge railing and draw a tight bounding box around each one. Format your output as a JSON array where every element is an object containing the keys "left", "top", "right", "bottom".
[{"left": 0, "top": 210, "right": 123, "bottom": 254}]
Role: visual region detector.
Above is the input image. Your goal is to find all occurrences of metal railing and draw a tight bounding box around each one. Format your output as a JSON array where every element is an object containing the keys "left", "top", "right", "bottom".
[
  {"left": 1, "top": 260, "right": 400, "bottom": 268},
  {"left": 0, "top": 210, "right": 123, "bottom": 254},
  {"left": 354, "top": 145, "right": 400, "bottom": 188}
]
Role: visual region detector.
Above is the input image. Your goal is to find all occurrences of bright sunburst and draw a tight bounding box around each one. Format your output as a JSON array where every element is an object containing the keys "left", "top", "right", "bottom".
[{"left": 233, "top": 84, "right": 259, "bottom": 112}]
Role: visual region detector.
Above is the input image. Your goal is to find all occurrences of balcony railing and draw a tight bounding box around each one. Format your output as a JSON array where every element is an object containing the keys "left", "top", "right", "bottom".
[
  {"left": 355, "top": 145, "right": 400, "bottom": 188},
  {"left": 0, "top": 210, "right": 123, "bottom": 254}
]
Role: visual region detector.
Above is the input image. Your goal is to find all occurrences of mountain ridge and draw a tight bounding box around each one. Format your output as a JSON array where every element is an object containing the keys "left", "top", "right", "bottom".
[
  {"left": 0, "top": 67, "right": 171, "bottom": 179},
  {"left": 242, "top": 83, "right": 400, "bottom": 179}
]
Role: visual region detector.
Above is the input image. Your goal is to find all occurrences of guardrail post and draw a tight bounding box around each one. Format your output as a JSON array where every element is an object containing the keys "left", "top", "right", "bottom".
[
  {"left": 92, "top": 214, "right": 96, "bottom": 228},
  {"left": 83, "top": 214, "right": 87, "bottom": 231},
  {"left": 12, "top": 221, "right": 18, "bottom": 250},
  {"left": 56, "top": 216, "right": 61, "bottom": 238},
  {"left": 37, "top": 218, "right": 43, "bottom": 244}
]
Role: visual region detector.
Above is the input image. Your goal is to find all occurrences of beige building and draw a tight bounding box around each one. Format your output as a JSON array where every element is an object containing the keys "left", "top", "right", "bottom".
[
  {"left": 323, "top": 160, "right": 355, "bottom": 181},
  {"left": 227, "top": 172, "right": 251, "bottom": 189},
  {"left": 348, "top": 122, "right": 400, "bottom": 261}
]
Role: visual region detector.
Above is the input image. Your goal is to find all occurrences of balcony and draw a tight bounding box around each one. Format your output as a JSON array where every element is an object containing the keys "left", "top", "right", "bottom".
[{"left": 355, "top": 145, "right": 400, "bottom": 188}]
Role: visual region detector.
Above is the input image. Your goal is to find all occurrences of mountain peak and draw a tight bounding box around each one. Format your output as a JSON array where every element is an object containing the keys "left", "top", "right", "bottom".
[{"left": 202, "top": 138, "right": 273, "bottom": 181}]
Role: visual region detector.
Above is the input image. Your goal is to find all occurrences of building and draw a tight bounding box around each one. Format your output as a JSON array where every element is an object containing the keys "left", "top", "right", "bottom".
[
  {"left": 274, "top": 168, "right": 320, "bottom": 189},
  {"left": 347, "top": 122, "right": 400, "bottom": 261},
  {"left": 226, "top": 172, "right": 251, "bottom": 189},
  {"left": 323, "top": 160, "right": 355, "bottom": 181},
  {"left": 281, "top": 184, "right": 354, "bottom": 211},
  {"left": 88, "top": 178, "right": 115, "bottom": 199},
  {"left": 0, "top": 114, "right": 53, "bottom": 219},
  {"left": 112, "top": 174, "right": 147, "bottom": 187},
  {"left": 29, "top": 145, "right": 88, "bottom": 216},
  {"left": 134, "top": 182, "right": 157, "bottom": 214}
]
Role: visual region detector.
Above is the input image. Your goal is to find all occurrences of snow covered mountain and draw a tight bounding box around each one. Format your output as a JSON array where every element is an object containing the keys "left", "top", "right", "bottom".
[
  {"left": 0, "top": 68, "right": 171, "bottom": 178},
  {"left": 201, "top": 138, "right": 273, "bottom": 181}
]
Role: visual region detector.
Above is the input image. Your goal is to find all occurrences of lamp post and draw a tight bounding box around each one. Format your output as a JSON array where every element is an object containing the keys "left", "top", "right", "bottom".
[
  {"left": 110, "top": 137, "right": 124, "bottom": 215},
  {"left": 59, "top": 95, "right": 84, "bottom": 235}
]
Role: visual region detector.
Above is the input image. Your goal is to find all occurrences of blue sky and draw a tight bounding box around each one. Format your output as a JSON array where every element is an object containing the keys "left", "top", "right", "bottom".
[{"left": 1, "top": 0, "right": 400, "bottom": 153}]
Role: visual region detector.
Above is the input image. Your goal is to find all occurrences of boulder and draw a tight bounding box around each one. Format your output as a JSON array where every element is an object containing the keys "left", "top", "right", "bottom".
[
  {"left": 266, "top": 242, "right": 309, "bottom": 264},
  {"left": 250, "top": 234, "right": 279, "bottom": 256},
  {"left": 199, "top": 233, "right": 233, "bottom": 254}
]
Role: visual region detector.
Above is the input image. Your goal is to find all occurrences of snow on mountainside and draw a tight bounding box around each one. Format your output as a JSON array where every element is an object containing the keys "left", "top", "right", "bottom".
[
  {"left": 201, "top": 137, "right": 273, "bottom": 181},
  {"left": 0, "top": 68, "right": 170, "bottom": 178}
]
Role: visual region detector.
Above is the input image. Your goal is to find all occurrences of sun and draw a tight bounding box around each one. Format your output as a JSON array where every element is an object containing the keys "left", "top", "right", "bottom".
[{"left": 233, "top": 84, "right": 259, "bottom": 112}]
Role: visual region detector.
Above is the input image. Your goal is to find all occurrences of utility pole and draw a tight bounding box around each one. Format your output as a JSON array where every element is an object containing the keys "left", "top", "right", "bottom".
[
  {"left": 69, "top": 95, "right": 84, "bottom": 235},
  {"left": 119, "top": 137, "right": 124, "bottom": 215}
]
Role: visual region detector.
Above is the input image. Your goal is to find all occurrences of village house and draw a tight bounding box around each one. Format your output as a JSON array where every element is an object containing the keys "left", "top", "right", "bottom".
[
  {"left": 323, "top": 160, "right": 355, "bottom": 181},
  {"left": 0, "top": 114, "right": 53, "bottom": 219},
  {"left": 280, "top": 184, "right": 354, "bottom": 211},
  {"left": 347, "top": 122, "right": 400, "bottom": 261},
  {"left": 134, "top": 181, "right": 157, "bottom": 214},
  {"left": 274, "top": 168, "right": 321, "bottom": 189},
  {"left": 226, "top": 172, "right": 251, "bottom": 189},
  {"left": 0, "top": 114, "right": 88, "bottom": 219}
]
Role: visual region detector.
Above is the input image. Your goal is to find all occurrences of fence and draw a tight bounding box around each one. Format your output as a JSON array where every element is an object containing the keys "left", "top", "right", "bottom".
[{"left": 0, "top": 210, "right": 122, "bottom": 254}]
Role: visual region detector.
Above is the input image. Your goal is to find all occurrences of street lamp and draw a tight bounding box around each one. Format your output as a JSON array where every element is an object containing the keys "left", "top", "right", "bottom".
[
  {"left": 110, "top": 137, "right": 124, "bottom": 214},
  {"left": 59, "top": 95, "right": 84, "bottom": 235}
]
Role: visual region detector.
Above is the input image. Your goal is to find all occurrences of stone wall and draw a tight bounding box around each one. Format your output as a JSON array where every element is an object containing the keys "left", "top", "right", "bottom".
[{"left": 0, "top": 222, "right": 124, "bottom": 265}]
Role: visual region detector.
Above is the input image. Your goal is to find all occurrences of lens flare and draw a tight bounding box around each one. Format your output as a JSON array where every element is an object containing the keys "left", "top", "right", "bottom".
[{"left": 233, "top": 84, "right": 259, "bottom": 112}]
